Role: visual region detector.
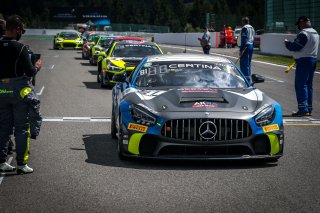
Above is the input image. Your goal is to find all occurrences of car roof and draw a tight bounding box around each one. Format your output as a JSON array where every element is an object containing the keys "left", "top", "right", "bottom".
[
  {"left": 146, "top": 54, "right": 231, "bottom": 63},
  {"left": 114, "top": 40, "right": 156, "bottom": 45},
  {"left": 114, "top": 36, "right": 146, "bottom": 41}
]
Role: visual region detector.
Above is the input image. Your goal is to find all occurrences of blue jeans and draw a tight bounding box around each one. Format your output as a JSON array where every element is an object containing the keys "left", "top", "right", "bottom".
[
  {"left": 240, "top": 44, "right": 253, "bottom": 83},
  {"left": 295, "top": 57, "right": 317, "bottom": 113}
]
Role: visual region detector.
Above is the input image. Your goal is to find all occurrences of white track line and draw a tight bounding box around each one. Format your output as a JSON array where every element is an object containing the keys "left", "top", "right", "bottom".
[
  {"left": 0, "top": 157, "right": 13, "bottom": 185},
  {"left": 42, "top": 117, "right": 111, "bottom": 122},
  {"left": 36, "top": 86, "right": 45, "bottom": 96}
]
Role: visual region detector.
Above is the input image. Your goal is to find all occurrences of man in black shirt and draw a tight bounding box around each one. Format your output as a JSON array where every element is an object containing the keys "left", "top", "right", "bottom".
[{"left": 0, "top": 15, "right": 42, "bottom": 174}]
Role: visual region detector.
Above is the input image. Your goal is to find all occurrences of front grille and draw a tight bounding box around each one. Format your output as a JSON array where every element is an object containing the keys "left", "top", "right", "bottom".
[
  {"left": 63, "top": 43, "right": 76, "bottom": 48},
  {"left": 161, "top": 118, "right": 252, "bottom": 142}
]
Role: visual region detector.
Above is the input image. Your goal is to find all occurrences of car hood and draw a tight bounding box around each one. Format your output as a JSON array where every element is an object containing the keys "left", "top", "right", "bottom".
[
  {"left": 124, "top": 88, "right": 264, "bottom": 113},
  {"left": 109, "top": 57, "right": 144, "bottom": 68}
]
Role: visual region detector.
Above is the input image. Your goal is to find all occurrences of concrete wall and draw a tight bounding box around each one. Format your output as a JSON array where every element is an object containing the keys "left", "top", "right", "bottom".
[
  {"left": 260, "top": 33, "right": 320, "bottom": 60},
  {"left": 154, "top": 32, "right": 220, "bottom": 48},
  {"left": 25, "top": 29, "right": 78, "bottom": 36}
]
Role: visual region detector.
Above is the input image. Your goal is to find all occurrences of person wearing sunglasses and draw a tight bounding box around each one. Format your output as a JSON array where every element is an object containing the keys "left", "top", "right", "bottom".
[{"left": 0, "top": 15, "right": 42, "bottom": 174}]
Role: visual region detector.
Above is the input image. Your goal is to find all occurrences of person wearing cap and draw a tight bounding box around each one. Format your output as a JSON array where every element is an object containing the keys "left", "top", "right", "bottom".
[
  {"left": 198, "top": 26, "right": 211, "bottom": 54},
  {"left": 239, "top": 17, "right": 255, "bottom": 83},
  {"left": 284, "top": 16, "right": 319, "bottom": 117},
  {"left": 0, "top": 15, "right": 42, "bottom": 174}
]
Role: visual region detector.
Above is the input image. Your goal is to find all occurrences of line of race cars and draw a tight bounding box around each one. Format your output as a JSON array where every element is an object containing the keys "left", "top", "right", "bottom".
[{"left": 53, "top": 31, "right": 284, "bottom": 162}]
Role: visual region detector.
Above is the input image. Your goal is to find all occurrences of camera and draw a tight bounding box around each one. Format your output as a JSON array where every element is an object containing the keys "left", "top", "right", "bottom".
[{"left": 26, "top": 45, "right": 41, "bottom": 85}]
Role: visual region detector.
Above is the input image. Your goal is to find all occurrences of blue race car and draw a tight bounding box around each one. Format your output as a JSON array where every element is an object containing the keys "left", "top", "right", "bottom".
[{"left": 111, "top": 54, "right": 284, "bottom": 161}]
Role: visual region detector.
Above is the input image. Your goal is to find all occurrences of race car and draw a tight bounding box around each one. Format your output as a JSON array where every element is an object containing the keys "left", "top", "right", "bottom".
[
  {"left": 82, "top": 32, "right": 102, "bottom": 59},
  {"left": 98, "top": 40, "right": 163, "bottom": 88},
  {"left": 53, "top": 31, "right": 83, "bottom": 50},
  {"left": 89, "top": 35, "right": 119, "bottom": 65},
  {"left": 111, "top": 54, "right": 284, "bottom": 161}
]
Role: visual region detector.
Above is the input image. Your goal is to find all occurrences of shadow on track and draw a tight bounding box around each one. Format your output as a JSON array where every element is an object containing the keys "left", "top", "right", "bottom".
[
  {"left": 80, "top": 62, "right": 92, "bottom": 66},
  {"left": 74, "top": 57, "right": 83, "bottom": 60},
  {"left": 88, "top": 70, "right": 97, "bottom": 75},
  {"left": 82, "top": 82, "right": 102, "bottom": 89},
  {"left": 81, "top": 134, "right": 278, "bottom": 170}
]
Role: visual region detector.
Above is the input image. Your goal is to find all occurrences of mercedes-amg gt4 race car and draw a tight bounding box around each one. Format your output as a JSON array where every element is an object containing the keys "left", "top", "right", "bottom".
[{"left": 111, "top": 54, "right": 284, "bottom": 161}]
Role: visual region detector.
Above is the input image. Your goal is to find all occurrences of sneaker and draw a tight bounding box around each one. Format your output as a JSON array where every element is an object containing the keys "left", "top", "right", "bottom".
[
  {"left": 0, "top": 162, "right": 16, "bottom": 172},
  {"left": 291, "top": 111, "right": 311, "bottom": 117},
  {"left": 17, "top": 164, "right": 33, "bottom": 175}
]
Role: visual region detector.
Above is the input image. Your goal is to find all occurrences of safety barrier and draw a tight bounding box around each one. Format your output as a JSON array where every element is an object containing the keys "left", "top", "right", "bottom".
[{"left": 25, "top": 29, "right": 320, "bottom": 59}]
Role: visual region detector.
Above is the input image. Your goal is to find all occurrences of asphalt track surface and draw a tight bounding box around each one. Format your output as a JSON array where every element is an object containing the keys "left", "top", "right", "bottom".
[{"left": 0, "top": 38, "right": 320, "bottom": 213}]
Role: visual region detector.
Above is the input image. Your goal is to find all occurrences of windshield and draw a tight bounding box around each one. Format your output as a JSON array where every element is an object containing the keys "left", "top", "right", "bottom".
[
  {"left": 59, "top": 32, "right": 79, "bottom": 39},
  {"left": 134, "top": 61, "right": 247, "bottom": 88},
  {"left": 99, "top": 37, "right": 113, "bottom": 47},
  {"left": 112, "top": 44, "right": 162, "bottom": 57},
  {"left": 88, "top": 35, "right": 100, "bottom": 43}
]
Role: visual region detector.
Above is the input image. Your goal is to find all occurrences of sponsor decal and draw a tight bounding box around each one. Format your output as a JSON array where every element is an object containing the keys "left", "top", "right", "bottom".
[
  {"left": 179, "top": 88, "right": 218, "bottom": 93},
  {"left": 0, "top": 89, "right": 14, "bottom": 94},
  {"left": 192, "top": 102, "right": 218, "bottom": 108},
  {"left": 139, "top": 63, "right": 232, "bottom": 76},
  {"left": 262, "top": 124, "right": 279, "bottom": 133},
  {"left": 128, "top": 123, "right": 148, "bottom": 133}
]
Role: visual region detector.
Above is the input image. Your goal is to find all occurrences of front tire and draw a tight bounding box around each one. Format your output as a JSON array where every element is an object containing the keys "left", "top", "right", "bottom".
[
  {"left": 117, "top": 114, "right": 128, "bottom": 160},
  {"left": 111, "top": 106, "right": 117, "bottom": 139}
]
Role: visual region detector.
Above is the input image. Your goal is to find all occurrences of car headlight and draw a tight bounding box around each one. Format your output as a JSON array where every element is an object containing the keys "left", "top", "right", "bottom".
[
  {"left": 130, "top": 104, "right": 156, "bottom": 126},
  {"left": 255, "top": 105, "right": 275, "bottom": 127},
  {"left": 107, "top": 61, "right": 123, "bottom": 71},
  {"left": 56, "top": 39, "right": 63, "bottom": 43}
]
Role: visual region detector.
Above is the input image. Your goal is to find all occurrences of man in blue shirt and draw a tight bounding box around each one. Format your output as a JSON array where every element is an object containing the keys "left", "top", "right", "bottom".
[
  {"left": 239, "top": 17, "right": 255, "bottom": 83},
  {"left": 285, "top": 16, "right": 319, "bottom": 117}
]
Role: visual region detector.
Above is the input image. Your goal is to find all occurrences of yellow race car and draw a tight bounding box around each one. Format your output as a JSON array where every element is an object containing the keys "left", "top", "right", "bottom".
[
  {"left": 53, "top": 31, "right": 84, "bottom": 50},
  {"left": 98, "top": 39, "right": 163, "bottom": 88}
]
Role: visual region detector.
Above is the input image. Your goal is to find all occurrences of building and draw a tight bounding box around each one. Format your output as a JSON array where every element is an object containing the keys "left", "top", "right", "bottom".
[{"left": 265, "top": 0, "right": 320, "bottom": 33}]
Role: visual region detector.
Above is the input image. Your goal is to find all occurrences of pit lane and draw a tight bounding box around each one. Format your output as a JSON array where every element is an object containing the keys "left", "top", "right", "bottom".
[{"left": 0, "top": 38, "right": 319, "bottom": 212}]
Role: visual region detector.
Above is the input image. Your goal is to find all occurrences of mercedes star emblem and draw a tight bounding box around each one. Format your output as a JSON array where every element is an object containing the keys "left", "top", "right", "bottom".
[{"left": 199, "top": 121, "right": 217, "bottom": 140}]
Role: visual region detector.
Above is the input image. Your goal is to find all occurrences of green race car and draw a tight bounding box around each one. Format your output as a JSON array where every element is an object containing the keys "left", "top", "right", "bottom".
[
  {"left": 53, "top": 31, "right": 84, "bottom": 50},
  {"left": 89, "top": 35, "right": 119, "bottom": 65}
]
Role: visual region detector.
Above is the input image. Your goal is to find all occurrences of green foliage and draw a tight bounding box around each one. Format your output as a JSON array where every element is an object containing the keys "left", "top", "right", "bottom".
[{"left": 0, "top": 0, "right": 264, "bottom": 32}]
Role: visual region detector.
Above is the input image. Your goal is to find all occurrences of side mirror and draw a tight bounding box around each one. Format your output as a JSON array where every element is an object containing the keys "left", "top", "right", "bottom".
[
  {"left": 112, "top": 73, "right": 127, "bottom": 82},
  {"left": 251, "top": 74, "right": 265, "bottom": 84}
]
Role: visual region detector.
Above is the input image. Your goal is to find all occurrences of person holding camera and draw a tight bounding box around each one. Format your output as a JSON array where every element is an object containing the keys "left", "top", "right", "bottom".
[{"left": 0, "top": 15, "right": 42, "bottom": 174}]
